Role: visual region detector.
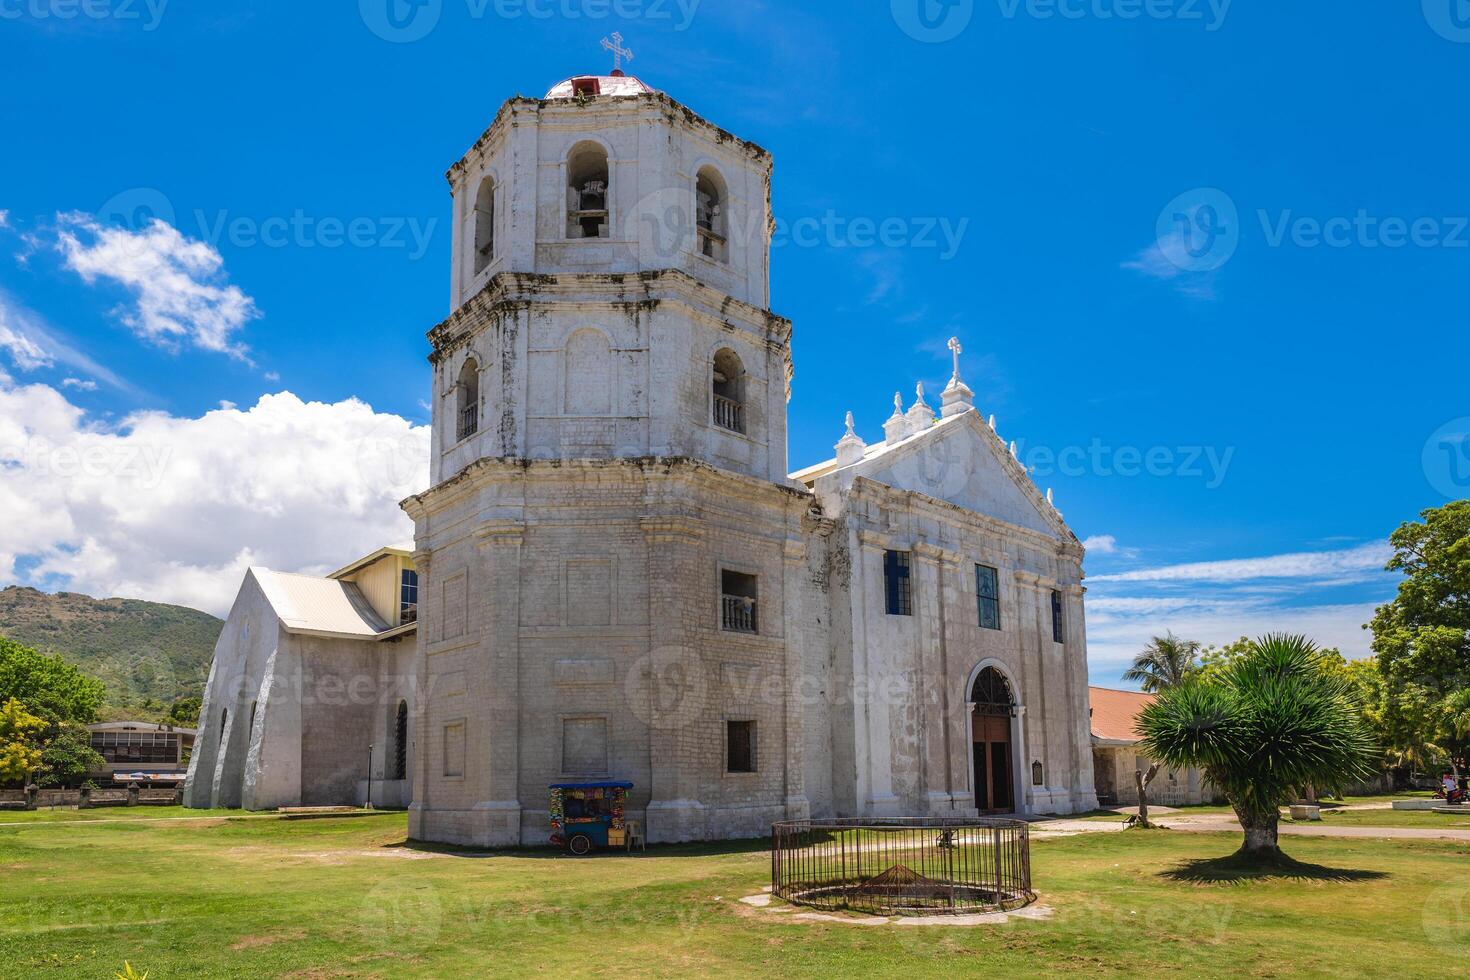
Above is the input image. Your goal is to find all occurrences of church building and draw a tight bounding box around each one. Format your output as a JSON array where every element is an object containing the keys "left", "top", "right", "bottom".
[{"left": 187, "top": 65, "right": 1100, "bottom": 842}]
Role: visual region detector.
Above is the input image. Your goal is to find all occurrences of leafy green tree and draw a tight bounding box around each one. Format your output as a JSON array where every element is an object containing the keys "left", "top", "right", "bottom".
[
  {"left": 163, "top": 697, "right": 201, "bottom": 727},
  {"left": 0, "top": 636, "right": 105, "bottom": 724},
  {"left": 0, "top": 697, "right": 45, "bottom": 785},
  {"left": 1122, "top": 632, "right": 1201, "bottom": 692},
  {"left": 1371, "top": 500, "right": 1470, "bottom": 773},
  {"left": 39, "top": 723, "right": 107, "bottom": 787},
  {"left": 36, "top": 723, "right": 107, "bottom": 788},
  {"left": 1138, "top": 634, "right": 1377, "bottom": 861}
]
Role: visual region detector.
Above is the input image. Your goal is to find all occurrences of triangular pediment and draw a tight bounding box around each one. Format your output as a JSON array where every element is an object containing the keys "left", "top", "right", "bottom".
[{"left": 847, "top": 412, "right": 1071, "bottom": 540}]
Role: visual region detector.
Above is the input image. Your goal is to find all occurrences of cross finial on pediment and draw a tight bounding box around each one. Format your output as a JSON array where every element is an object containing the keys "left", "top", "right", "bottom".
[
  {"left": 947, "top": 336, "right": 963, "bottom": 382},
  {"left": 602, "top": 32, "right": 634, "bottom": 74}
]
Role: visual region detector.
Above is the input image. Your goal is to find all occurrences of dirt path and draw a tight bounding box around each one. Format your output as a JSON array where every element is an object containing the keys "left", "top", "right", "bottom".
[{"left": 1030, "top": 807, "right": 1470, "bottom": 843}]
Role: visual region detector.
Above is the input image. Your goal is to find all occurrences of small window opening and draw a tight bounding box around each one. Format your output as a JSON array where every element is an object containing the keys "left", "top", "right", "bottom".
[
  {"left": 721, "top": 569, "right": 758, "bottom": 633},
  {"left": 727, "top": 720, "right": 756, "bottom": 773},
  {"left": 885, "top": 550, "right": 913, "bottom": 616},
  {"left": 566, "top": 142, "right": 610, "bottom": 239}
]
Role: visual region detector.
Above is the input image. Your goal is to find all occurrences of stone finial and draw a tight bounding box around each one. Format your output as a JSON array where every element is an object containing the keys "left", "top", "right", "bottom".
[
  {"left": 904, "top": 381, "right": 934, "bottom": 436},
  {"left": 989, "top": 414, "right": 996, "bottom": 430},
  {"left": 1046, "top": 488, "right": 1054, "bottom": 505},
  {"left": 835, "top": 411, "right": 866, "bottom": 467},
  {"left": 941, "top": 336, "right": 975, "bottom": 418},
  {"left": 884, "top": 391, "right": 908, "bottom": 445},
  {"left": 1009, "top": 440, "right": 1019, "bottom": 459}
]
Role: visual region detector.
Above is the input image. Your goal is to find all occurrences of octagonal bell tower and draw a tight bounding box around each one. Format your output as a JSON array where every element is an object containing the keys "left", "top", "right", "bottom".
[{"left": 429, "top": 70, "right": 790, "bottom": 486}]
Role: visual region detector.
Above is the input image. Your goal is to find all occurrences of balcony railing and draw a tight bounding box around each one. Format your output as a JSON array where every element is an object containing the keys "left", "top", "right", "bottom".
[
  {"left": 458, "top": 407, "right": 479, "bottom": 441},
  {"left": 713, "top": 395, "right": 744, "bottom": 433},
  {"left": 722, "top": 594, "right": 757, "bottom": 634},
  {"left": 698, "top": 226, "right": 726, "bottom": 260}
]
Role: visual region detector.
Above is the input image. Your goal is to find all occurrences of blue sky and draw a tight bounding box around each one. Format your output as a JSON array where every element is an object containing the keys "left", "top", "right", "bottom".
[{"left": 1, "top": 0, "right": 1466, "bottom": 682}]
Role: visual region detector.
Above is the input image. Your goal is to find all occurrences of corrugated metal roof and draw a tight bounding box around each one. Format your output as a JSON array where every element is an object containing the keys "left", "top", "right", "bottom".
[
  {"left": 1089, "top": 686, "right": 1156, "bottom": 743},
  {"left": 253, "top": 568, "right": 390, "bottom": 638}
]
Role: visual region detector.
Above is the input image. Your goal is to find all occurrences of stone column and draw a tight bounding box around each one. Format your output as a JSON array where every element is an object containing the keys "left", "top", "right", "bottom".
[
  {"left": 853, "top": 529, "right": 900, "bottom": 816},
  {"left": 780, "top": 536, "right": 811, "bottom": 821},
  {"left": 474, "top": 520, "right": 525, "bottom": 846},
  {"left": 912, "top": 542, "right": 957, "bottom": 815},
  {"left": 1013, "top": 570, "right": 1056, "bottom": 813},
  {"left": 1066, "top": 583, "right": 1100, "bottom": 811},
  {"left": 639, "top": 515, "right": 708, "bottom": 843},
  {"left": 407, "top": 547, "right": 432, "bottom": 840}
]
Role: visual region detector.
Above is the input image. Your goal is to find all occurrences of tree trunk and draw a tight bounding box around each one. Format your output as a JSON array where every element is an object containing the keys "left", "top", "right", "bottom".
[
  {"left": 1233, "top": 802, "right": 1282, "bottom": 860},
  {"left": 1135, "top": 763, "right": 1162, "bottom": 828},
  {"left": 1303, "top": 782, "right": 1317, "bottom": 805}
]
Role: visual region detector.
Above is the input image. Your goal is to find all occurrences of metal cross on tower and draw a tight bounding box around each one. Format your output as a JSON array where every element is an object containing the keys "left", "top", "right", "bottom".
[{"left": 601, "top": 32, "right": 634, "bottom": 74}]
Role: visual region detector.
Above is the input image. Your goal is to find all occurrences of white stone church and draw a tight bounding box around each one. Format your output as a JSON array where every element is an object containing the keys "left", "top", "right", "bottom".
[{"left": 186, "top": 67, "right": 1099, "bottom": 842}]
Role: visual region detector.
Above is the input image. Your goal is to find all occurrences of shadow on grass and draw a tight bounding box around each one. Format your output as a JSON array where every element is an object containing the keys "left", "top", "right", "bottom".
[
  {"left": 1160, "top": 851, "right": 1389, "bottom": 885},
  {"left": 386, "top": 835, "right": 773, "bottom": 860}
]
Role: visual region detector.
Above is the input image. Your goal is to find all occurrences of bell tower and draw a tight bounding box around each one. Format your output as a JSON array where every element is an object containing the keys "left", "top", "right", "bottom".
[{"left": 429, "top": 68, "right": 791, "bottom": 486}]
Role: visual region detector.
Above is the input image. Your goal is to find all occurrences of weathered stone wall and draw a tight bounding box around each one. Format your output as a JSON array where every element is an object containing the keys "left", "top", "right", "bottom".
[
  {"left": 405, "top": 458, "right": 820, "bottom": 847},
  {"left": 447, "top": 93, "right": 773, "bottom": 312},
  {"left": 1092, "top": 745, "right": 1219, "bottom": 807}
]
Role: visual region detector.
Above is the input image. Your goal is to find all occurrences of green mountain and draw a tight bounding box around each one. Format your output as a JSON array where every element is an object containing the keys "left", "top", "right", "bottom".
[{"left": 0, "top": 586, "right": 221, "bottom": 721}]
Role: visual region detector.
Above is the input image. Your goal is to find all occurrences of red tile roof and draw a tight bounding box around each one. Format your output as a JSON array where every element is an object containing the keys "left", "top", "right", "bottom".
[{"left": 1089, "top": 686, "right": 1157, "bottom": 743}]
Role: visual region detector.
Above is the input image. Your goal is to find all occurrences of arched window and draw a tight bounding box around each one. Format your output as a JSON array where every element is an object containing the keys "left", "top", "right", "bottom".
[
  {"left": 566, "top": 142, "right": 610, "bottom": 239},
  {"left": 712, "top": 348, "right": 745, "bottom": 433},
  {"left": 971, "top": 667, "right": 1015, "bottom": 716},
  {"left": 696, "top": 167, "right": 728, "bottom": 261},
  {"left": 564, "top": 329, "right": 612, "bottom": 415},
  {"left": 456, "top": 359, "right": 479, "bottom": 441},
  {"left": 473, "top": 176, "right": 496, "bottom": 274},
  {"left": 393, "top": 701, "right": 408, "bottom": 781}
]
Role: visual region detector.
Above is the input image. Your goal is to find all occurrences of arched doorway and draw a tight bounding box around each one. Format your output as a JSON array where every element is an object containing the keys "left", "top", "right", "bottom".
[{"left": 971, "top": 667, "right": 1016, "bottom": 813}]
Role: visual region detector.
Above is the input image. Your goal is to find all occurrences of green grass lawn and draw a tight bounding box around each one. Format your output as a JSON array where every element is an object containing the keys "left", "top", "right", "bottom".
[{"left": 2, "top": 810, "right": 1467, "bottom": 978}]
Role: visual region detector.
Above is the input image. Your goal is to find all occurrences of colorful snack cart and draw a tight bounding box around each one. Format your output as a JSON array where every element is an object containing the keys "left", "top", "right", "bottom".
[{"left": 549, "top": 781, "right": 633, "bottom": 855}]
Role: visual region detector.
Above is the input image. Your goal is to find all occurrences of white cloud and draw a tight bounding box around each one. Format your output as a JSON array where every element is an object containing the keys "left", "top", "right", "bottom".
[
  {"left": 55, "top": 214, "right": 258, "bottom": 359},
  {"left": 1090, "top": 541, "right": 1392, "bottom": 584},
  {"left": 1087, "top": 597, "right": 1379, "bottom": 682},
  {"left": 60, "top": 377, "right": 98, "bottom": 391},
  {"left": 0, "top": 378, "right": 429, "bottom": 616},
  {"left": 1082, "top": 533, "right": 1117, "bottom": 554},
  {"left": 0, "top": 321, "right": 51, "bottom": 370},
  {"left": 1121, "top": 233, "right": 1218, "bottom": 300},
  {"left": 1084, "top": 540, "right": 1396, "bottom": 686},
  {"left": 0, "top": 288, "right": 145, "bottom": 397},
  {"left": 0, "top": 211, "right": 9, "bottom": 229}
]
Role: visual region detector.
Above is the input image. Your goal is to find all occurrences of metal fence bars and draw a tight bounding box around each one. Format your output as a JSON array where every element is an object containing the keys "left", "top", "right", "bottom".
[{"left": 771, "top": 817, "right": 1034, "bottom": 915}]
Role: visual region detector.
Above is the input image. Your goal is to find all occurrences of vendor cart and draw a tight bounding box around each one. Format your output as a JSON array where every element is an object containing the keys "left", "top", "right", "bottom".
[{"left": 549, "top": 781, "right": 633, "bottom": 855}]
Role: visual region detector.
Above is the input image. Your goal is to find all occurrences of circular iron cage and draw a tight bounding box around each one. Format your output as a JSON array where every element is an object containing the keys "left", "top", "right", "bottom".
[{"left": 771, "top": 817, "right": 1035, "bottom": 916}]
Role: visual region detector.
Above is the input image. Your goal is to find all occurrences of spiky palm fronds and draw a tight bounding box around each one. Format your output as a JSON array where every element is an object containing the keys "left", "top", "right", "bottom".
[
  {"left": 1121, "top": 632, "right": 1201, "bottom": 693},
  {"left": 1138, "top": 633, "right": 1378, "bottom": 843}
]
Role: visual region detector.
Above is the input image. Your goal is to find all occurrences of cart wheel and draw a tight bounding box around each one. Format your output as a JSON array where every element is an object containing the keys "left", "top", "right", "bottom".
[{"left": 568, "top": 834, "right": 593, "bottom": 856}]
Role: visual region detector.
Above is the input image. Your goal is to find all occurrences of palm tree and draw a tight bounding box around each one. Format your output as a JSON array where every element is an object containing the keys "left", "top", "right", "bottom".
[
  {"left": 1137, "top": 634, "right": 1377, "bottom": 861},
  {"left": 1122, "top": 632, "right": 1201, "bottom": 693}
]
